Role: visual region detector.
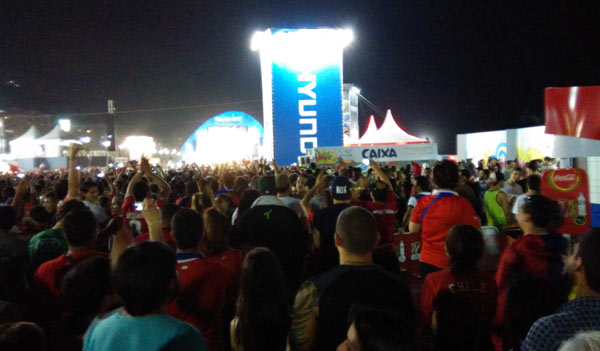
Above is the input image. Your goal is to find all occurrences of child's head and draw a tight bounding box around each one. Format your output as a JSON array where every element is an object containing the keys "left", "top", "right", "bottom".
[{"left": 111, "top": 241, "right": 178, "bottom": 316}]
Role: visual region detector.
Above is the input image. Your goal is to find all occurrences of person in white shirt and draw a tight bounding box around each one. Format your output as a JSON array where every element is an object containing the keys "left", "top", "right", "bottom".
[
  {"left": 512, "top": 174, "right": 541, "bottom": 215},
  {"left": 502, "top": 167, "right": 524, "bottom": 199},
  {"left": 401, "top": 175, "right": 431, "bottom": 231}
]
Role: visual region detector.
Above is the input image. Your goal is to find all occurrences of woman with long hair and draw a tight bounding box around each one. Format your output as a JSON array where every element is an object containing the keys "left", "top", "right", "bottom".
[
  {"left": 203, "top": 208, "right": 242, "bottom": 283},
  {"left": 230, "top": 247, "right": 291, "bottom": 351}
]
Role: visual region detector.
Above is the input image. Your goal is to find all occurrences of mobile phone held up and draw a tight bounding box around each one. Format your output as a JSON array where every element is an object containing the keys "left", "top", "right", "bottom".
[{"left": 134, "top": 202, "right": 144, "bottom": 212}]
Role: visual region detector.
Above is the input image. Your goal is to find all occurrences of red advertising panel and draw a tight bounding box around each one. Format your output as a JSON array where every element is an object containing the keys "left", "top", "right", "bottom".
[
  {"left": 541, "top": 168, "right": 591, "bottom": 234},
  {"left": 545, "top": 86, "right": 600, "bottom": 141}
]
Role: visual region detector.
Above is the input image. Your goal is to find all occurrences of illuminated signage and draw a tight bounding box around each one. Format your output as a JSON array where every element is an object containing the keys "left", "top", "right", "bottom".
[{"left": 252, "top": 28, "right": 353, "bottom": 165}]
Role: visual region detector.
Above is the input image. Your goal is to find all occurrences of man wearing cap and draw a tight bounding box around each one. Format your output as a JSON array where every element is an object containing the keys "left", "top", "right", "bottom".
[
  {"left": 302, "top": 175, "right": 353, "bottom": 274},
  {"left": 483, "top": 171, "right": 511, "bottom": 231},
  {"left": 251, "top": 175, "right": 286, "bottom": 207},
  {"left": 237, "top": 175, "right": 310, "bottom": 296}
]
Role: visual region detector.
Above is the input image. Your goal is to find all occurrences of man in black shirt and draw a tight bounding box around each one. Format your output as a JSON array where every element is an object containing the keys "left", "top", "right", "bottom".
[
  {"left": 237, "top": 176, "right": 310, "bottom": 296},
  {"left": 289, "top": 206, "right": 417, "bottom": 351}
]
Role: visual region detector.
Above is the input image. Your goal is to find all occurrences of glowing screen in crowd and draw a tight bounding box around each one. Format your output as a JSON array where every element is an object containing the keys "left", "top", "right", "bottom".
[
  {"left": 252, "top": 28, "right": 353, "bottom": 165},
  {"left": 181, "top": 111, "right": 264, "bottom": 164}
]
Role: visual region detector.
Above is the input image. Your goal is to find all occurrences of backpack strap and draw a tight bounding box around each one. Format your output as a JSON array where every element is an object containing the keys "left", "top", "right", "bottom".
[{"left": 421, "top": 193, "right": 456, "bottom": 222}]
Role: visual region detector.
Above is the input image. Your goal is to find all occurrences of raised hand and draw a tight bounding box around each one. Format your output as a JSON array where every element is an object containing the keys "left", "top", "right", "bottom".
[
  {"left": 70, "top": 143, "right": 81, "bottom": 159},
  {"left": 140, "top": 156, "right": 152, "bottom": 175},
  {"left": 142, "top": 197, "right": 161, "bottom": 227}
]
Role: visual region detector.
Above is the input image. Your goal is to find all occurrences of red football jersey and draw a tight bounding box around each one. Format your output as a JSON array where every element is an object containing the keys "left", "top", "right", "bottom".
[
  {"left": 353, "top": 190, "right": 397, "bottom": 246},
  {"left": 411, "top": 192, "right": 480, "bottom": 268},
  {"left": 34, "top": 250, "right": 107, "bottom": 295},
  {"left": 121, "top": 195, "right": 165, "bottom": 236},
  {"left": 167, "top": 254, "right": 230, "bottom": 351}
]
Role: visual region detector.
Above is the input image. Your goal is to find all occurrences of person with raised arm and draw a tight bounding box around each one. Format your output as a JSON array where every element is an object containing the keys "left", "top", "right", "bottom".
[
  {"left": 351, "top": 160, "right": 399, "bottom": 273},
  {"left": 122, "top": 157, "right": 169, "bottom": 237}
]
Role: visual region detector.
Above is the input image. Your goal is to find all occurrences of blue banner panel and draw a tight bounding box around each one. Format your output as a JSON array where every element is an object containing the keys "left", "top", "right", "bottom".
[{"left": 271, "top": 63, "right": 343, "bottom": 165}]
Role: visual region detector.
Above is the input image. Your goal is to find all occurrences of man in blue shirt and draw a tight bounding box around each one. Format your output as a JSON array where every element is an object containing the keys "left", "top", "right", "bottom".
[
  {"left": 522, "top": 228, "right": 600, "bottom": 351},
  {"left": 84, "top": 242, "right": 206, "bottom": 351}
]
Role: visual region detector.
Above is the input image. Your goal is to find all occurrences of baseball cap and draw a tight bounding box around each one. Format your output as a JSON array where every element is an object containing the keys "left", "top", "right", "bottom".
[
  {"left": 331, "top": 176, "right": 352, "bottom": 201},
  {"left": 258, "top": 176, "right": 277, "bottom": 195}
]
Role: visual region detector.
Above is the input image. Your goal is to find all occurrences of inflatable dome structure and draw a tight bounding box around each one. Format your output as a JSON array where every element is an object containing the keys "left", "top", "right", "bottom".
[{"left": 181, "top": 111, "right": 264, "bottom": 164}]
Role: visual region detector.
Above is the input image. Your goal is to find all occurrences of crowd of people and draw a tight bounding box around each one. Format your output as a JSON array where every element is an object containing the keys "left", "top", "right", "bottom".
[{"left": 0, "top": 146, "right": 598, "bottom": 351}]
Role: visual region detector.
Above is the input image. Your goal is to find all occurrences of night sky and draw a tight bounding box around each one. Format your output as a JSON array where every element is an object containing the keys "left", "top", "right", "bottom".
[{"left": 2, "top": 1, "right": 600, "bottom": 153}]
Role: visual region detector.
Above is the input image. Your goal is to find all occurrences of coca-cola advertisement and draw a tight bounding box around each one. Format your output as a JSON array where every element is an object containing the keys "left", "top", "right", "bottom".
[{"left": 541, "top": 168, "right": 591, "bottom": 234}]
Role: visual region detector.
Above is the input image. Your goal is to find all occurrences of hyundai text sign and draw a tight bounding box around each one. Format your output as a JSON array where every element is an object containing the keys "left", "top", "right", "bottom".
[{"left": 252, "top": 28, "right": 352, "bottom": 165}]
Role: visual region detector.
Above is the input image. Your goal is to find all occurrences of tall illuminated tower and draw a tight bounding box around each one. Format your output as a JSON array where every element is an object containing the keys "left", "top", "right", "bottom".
[{"left": 251, "top": 28, "right": 353, "bottom": 165}]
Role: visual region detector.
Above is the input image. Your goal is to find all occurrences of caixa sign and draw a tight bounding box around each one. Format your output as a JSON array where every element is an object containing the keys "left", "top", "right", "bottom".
[
  {"left": 361, "top": 148, "right": 398, "bottom": 159},
  {"left": 312, "top": 144, "right": 439, "bottom": 165}
]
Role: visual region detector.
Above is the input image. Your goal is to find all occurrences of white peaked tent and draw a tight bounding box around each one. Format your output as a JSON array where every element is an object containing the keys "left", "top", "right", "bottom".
[
  {"left": 9, "top": 126, "right": 41, "bottom": 158},
  {"left": 357, "top": 109, "right": 429, "bottom": 145},
  {"left": 35, "top": 125, "right": 76, "bottom": 157},
  {"left": 356, "top": 115, "right": 380, "bottom": 144}
]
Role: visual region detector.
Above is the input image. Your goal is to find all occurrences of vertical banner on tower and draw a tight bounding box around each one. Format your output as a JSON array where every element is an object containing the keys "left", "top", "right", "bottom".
[
  {"left": 541, "top": 168, "right": 591, "bottom": 234},
  {"left": 252, "top": 28, "right": 352, "bottom": 165}
]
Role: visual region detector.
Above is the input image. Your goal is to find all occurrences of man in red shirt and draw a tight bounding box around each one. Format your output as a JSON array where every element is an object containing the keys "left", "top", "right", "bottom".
[
  {"left": 122, "top": 157, "right": 170, "bottom": 237},
  {"left": 34, "top": 208, "right": 106, "bottom": 296},
  {"left": 410, "top": 160, "right": 480, "bottom": 278},
  {"left": 145, "top": 204, "right": 229, "bottom": 351},
  {"left": 353, "top": 161, "right": 397, "bottom": 246},
  {"left": 352, "top": 160, "right": 398, "bottom": 272}
]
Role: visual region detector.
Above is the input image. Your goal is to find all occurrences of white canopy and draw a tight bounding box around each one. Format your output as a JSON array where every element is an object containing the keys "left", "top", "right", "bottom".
[
  {"left": 357, "top": 110, "right": 428, "bottom": 145},
  {"left": 35, "top": 125, "right": 76, "bottom": 157},
  {"left": 36, "top": 125, "right": 70, "bottom": 141},
  {"left": 357, "top": 115, "right": 380, "bottom": 144},
  {"left": 9, "top": 126, "right": 41, "bottom": 158}
]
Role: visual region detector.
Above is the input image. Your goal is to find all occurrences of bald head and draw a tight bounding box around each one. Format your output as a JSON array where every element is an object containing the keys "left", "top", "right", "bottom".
[{"left": 335, "top": 206, "right": 378, "bottom": 254}]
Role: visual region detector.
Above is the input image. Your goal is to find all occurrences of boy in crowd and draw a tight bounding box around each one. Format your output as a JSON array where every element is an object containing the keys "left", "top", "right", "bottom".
[{"left": 84, "top": 241, "right": 206, "bottom": 351}]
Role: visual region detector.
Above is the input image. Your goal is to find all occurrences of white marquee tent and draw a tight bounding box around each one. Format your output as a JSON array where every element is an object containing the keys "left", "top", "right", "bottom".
[{"left": 9, "top": 126, "right": 41, "bottom": 158}]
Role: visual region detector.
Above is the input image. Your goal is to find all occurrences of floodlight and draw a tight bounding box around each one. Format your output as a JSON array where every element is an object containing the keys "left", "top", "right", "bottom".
[
  {"left": 58, "top": 119, "right": 71, "bottom": 132},
  {"left": 341, "top": 29, "right": 354, "bottom": 48},
  {"left": 250, "top": 31, "right": 264, "bottom": 51}
]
